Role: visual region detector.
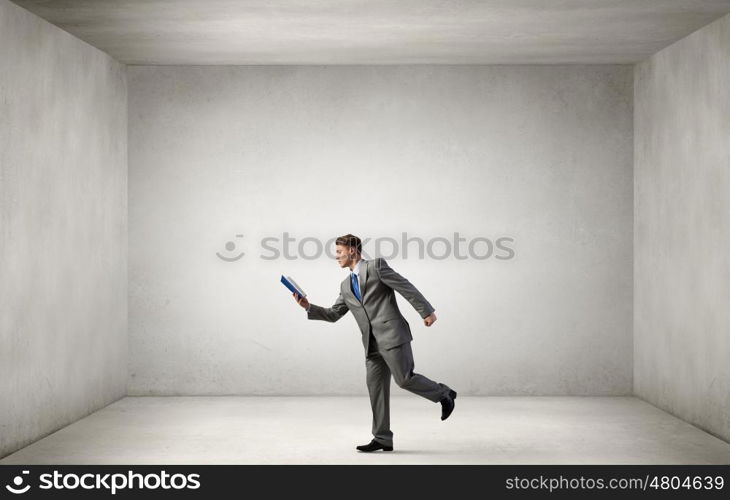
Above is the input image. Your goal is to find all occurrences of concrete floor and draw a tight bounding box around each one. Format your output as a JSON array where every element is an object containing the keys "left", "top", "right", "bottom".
[{"left": 2, "top": 396, "right": 730, "bottom": 464}]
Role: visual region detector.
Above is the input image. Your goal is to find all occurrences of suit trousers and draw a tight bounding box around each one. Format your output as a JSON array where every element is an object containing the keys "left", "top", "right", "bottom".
[{"left": 365, "top": 329, "right": 452, "bottom": 447}]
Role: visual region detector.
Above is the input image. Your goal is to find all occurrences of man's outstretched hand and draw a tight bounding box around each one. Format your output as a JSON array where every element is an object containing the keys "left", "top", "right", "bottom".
[
  {"left": 424, "top": 312, "right": 437, "bottom": 327},
  {"left": 293, "top": 292, "right": 310, "bottom": 310}
]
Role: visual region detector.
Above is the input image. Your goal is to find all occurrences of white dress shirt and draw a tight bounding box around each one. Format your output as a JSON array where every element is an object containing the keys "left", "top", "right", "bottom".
[{"left": 350, "top": 257, "right": 366, "bottom": 293}]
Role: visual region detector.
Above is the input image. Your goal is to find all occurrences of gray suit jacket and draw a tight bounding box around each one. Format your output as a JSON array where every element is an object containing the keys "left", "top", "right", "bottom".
[{"left": 307, "top": 257, "right": 435, "bottom": 351}]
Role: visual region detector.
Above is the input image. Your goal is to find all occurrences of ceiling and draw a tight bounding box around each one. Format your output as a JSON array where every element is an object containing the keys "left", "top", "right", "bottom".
[{"left": 11, "top": 0, "right": 730, "bottom": 65}]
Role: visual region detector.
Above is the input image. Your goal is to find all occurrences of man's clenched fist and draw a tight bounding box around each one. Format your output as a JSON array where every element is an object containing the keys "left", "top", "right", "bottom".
[{"left": 424, "top": 313, "right": 437, "bottom": 327}]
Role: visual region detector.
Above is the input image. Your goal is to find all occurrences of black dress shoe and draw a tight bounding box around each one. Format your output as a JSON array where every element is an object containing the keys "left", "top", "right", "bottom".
[
  {"left": 440, "top": 389, "right": 457, "bottom": 421},
  {"left": 356, "top": 439, "right": 393, "bottom": 452}
]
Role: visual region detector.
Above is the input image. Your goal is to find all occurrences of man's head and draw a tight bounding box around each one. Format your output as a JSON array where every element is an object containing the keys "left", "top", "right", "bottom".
[{"left": 335, "top": 234, "right": 362, "bottom": 269}]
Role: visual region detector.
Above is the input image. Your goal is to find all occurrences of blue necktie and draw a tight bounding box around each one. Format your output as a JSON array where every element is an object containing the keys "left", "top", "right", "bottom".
[{"left": 351, "top": 272, "right": 362, "bottom": 302}]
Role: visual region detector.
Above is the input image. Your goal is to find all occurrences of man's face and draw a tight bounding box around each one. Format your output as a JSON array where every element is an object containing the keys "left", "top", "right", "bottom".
[{"left": 335, "top": 244, "right": 357, "bottom": 268}]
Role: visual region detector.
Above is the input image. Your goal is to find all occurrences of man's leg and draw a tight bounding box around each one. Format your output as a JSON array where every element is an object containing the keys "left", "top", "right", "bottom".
[
  {"left": 381, "top": 341, "right": 451, "bottom": 403},
  {"left": 365, "top": 332, "right": 393, "bottom": 447}
]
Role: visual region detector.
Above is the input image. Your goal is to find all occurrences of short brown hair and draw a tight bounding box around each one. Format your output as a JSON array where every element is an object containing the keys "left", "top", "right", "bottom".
[{"left": 335, "top": 234, "right": 362, "bottom": 254}]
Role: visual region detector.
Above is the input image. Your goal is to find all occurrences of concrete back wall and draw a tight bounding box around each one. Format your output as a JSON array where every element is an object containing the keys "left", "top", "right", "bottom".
[
  {"left": 129, "top": 65, "right": 633, "bottom": 396},
  {"left": 635, "top": 14, "right": 730, "bottom": 443},
  {"left": 0, "top": 0, "right": 127, "bottom": 458}
]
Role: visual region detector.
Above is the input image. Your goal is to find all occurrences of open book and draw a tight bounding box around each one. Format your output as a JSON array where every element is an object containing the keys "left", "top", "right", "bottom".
[{"left": 281, "top": 275, "right": 307, "bottom": 298}]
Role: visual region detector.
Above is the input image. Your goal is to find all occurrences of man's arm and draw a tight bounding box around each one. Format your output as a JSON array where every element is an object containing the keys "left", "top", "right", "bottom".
[
  {"left": 375, "top": 257, "right": 435, "bottom": 320},
  {"left": 294, "top": 292, "right": 350, "bottom": 322}
]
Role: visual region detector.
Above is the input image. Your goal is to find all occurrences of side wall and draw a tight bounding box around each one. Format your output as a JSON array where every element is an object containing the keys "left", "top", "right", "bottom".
[
  {"left": 635, "top": 13, "right": 730, "bottom": 443},
  {"left": 0, "top": 0, "right": 128, "bottom": 458}
]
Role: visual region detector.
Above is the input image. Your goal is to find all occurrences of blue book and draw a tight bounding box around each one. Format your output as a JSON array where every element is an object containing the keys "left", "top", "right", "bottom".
[{"left": 281, "top": 275, "right": 307, "bottom": 298}]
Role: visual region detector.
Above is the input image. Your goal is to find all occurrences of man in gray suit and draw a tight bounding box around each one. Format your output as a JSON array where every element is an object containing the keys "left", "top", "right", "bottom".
[{"left": 293, "top": 234, "right": 457, "bottom": 452}]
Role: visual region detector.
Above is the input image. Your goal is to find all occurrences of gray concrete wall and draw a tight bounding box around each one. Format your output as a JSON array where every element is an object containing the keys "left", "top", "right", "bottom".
[
  {"left": 0, "top": 0, "right": 127, "bottom": 458},
  {"left": 128, "top": 65, "right": 633, "bottom": 396},
  {"left": 635, "top": 14, "right": 730, "bottom": 443}
]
